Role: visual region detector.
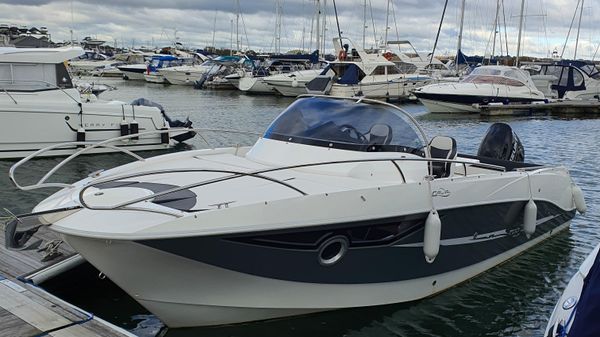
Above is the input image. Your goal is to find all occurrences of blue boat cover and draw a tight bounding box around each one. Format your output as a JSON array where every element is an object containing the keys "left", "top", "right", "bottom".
[
  {"left": 337, "top": 64, "right": 361, "bottom": 85},
  {"left": 569, "top": 248, "right": 600, "bottom": 337}
]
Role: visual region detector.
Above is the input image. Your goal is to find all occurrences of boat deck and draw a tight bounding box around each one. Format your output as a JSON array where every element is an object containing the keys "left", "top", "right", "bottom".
[{"left": 0, "top": 223, "right": 135, "bottom": 337}]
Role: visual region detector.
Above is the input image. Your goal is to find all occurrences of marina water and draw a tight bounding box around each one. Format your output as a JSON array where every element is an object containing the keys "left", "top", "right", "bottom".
[{"left": 1, "top": 78, "right": 598, "bottom": 337}]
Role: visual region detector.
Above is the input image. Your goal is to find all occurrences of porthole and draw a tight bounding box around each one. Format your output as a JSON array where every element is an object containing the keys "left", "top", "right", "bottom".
[{"left": 318, "top": 235, "right": 348, "bottom": 266}]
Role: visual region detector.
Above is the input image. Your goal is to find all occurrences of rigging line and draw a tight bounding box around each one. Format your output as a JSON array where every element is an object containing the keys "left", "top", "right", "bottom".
[
  {"left": 561, "top": 0, "right": 581, "bottom": 58},
  {"left": 430, "top": 0, "right": 449, "bottom": 66},
  {"left": 238, "top": 1, "right": 251, "bottom": 51}
]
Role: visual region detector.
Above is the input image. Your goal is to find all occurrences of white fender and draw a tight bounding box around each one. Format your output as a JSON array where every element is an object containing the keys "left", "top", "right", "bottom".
[
  {"left": 523, "top": 199, "right": 537, "bottom": 237},
  {"left": 572, "top": 184, "right": 586, "bottom": 214},
  {"left": 423, "top": 210, "right": 441, "bottom": 263},
  {"left": 292, "top": 77, "right": 299, "bottom": 88}
]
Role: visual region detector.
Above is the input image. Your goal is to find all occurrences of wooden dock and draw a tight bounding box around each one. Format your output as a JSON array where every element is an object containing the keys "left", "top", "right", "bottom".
[
  {"left": 0, "top": 221, "right": 136, "bottom": 337},
  {"left": 476, "top": 100, "right": 600, "bottom": 116}
]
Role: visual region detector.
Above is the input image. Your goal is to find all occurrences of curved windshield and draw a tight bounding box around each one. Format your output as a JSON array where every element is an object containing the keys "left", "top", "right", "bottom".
[
  {"left": 264, "top": 97, "right": 425, "bottom": 155},
  {"left": 462, "top": 67, "right": 527, "bottom": 87}
]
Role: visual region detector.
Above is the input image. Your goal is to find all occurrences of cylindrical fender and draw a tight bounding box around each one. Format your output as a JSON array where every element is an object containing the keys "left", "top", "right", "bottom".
[
  {"left": 523, "top": 199, "right": 537, "bottom": 237},
  {"left": 572, "top": 184, "right": 586, "bottom": 214},
  {"left": 423, "top": 210, "right": 441, "bottom": 263}
]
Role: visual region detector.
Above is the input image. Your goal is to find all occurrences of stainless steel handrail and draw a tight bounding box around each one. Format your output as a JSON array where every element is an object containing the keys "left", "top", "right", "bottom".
[
  {"left": 9, "top": 127, "right": 262, "bottom": 191},
  {"left": 76, "top": 156, "right": 506, "bottom": 212}
]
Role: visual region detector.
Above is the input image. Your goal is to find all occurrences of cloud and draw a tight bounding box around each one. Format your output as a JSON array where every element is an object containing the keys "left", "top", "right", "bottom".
[{"left": 0, "top": 0, "right": 597, "bottom": 59}]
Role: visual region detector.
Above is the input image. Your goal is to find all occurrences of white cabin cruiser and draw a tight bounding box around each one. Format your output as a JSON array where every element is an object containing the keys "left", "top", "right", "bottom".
[
  {"left": 306, "top": 38, "right": 434, "bottom": 100},
  {"left": 527, "top": 60, "right": 600, "bottom": 100},
  {"left": 0, "top": 47, "right": 195, "bottom": 158},
  {"left": 6, "top": 96, "right": 584, "bottom": 327},
  {"left": 263, "top": 68, "right": 328, "bottom": 97},
  {"left": 414, "top": 66, "right": 546, "bottom": 113},
  {"left": 118, "top": 63, "right": 148, "bottom": 80}
]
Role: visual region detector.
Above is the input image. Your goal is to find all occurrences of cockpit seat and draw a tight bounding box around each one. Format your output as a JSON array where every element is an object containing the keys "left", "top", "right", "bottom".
[
  {"left": 367, "top": 124, "right": 393, "bottom": 145},
  {"left": 428, "top": 136, "right": 457, "bottom": 178}
]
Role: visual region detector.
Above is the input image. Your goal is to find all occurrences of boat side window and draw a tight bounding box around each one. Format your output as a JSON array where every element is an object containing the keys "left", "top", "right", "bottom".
[
  {"left": 386, "top": 66, "right": 401, "bottom": 75},
  {"left": 559, "top": 69, "right": 569, "bottom": 86},
  {"left": 55, "top": 63, "right": 73, "bottom": 89},
  {"left": 0, "top": 63, "right": 61, "bottom": 91},
  {"left": 572, "top": 69, "right": 584, "bottom": 87},
  {"left": 372, "top": 66, "right": 386, "bottom": 75}
]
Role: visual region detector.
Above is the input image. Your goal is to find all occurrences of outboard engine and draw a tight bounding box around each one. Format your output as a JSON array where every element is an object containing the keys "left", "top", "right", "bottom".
[
  {"left": 477, "top": 123, "right": 524, "bottom": 162},
  {"left": 131, "top": 98, "right": 196, "bottom": 143}
]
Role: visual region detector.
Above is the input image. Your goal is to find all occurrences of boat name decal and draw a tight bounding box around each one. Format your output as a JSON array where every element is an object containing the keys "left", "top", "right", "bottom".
[{"left": 432, "top": 188, "right": 451, "bottom": 198}]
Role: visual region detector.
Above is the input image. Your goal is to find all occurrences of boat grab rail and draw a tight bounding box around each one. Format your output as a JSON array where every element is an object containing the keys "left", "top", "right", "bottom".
[
  {"left": 76, "top": 156, "right": 506, "bottom": 212},
  {"left": 8, "top": 127, "right": 262, "bottom": 191},
  {"left": 0, "top": 79, "right": 81, "bottom": 105}
]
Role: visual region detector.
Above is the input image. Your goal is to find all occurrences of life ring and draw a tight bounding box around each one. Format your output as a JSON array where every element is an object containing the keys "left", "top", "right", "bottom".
[
  {"left": 383, "top": 52, "right": 394, "bottom": 61},
  {"left": 338, "top": 50, "right": 347, "bottom": 61}
]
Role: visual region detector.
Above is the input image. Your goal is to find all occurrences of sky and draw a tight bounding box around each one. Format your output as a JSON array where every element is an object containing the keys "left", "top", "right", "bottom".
[{"left": 0, "top": 0, "right": 598, "bottom": 59}]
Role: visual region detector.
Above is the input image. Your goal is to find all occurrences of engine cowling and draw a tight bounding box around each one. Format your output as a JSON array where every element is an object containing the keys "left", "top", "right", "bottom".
[{"left": 477, "top": 123, "right": 524, "bottom": 162}]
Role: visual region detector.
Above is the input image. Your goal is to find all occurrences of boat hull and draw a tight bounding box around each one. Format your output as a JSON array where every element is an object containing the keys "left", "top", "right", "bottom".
[
  {"left": 416, "top": 93, "right": 544, "bottom": 114},
  {"left": 161, "top": 70, "right": 205, "bottom": 86},
  {"left": 0, "top": 90, "right": 175, "bottom": 158},
  {"left": 61, "top": 200, "right": 574, "bottom": 327},
  {"left": 329, "top": 78, "right": 434, "bottom": 100},
  {"left": 144, "top": 73, "right": 167, "bottom": 84}
]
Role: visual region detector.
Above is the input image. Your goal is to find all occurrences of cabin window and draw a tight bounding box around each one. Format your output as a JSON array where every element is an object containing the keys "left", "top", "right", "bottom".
[
  {"left": 372, "top": 66, "right": 386, "bottom": 75},
  {"left": 0, "top": 63, "right": 62, "bottom": 91},
  {"left": 572, "top": 69, "right": 584, "bottom": 87},
  {"left": 386, "top": 66, "right": 401, "bottom": 75}
]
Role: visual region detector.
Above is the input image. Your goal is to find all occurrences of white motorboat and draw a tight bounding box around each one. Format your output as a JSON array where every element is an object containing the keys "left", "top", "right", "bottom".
[
  {"left": 0, "top": 47, "right": 195, "bottom": 158},
  {"left": 306, "top": 38, "right": 435, "bottom": 100},
  {"left": 161, "top": 56, "right": 243, "bottom": 86},
  {"left": 545, "top": 243, "right": 598, "bottom": 337},
  {"left": 118, "top": 64, "right": 148, "bottom": 80},
  {"left": 159, "top": 64, "right": 211, "bottom": 86},
  {"left": 414, "top": 66, "right": 546, "bottom": 113},
  {"left": 6, "top": 96, "right": 585, "bottom": 327},
  {"left": 528, "top": 60, "right": 600, "bottom": 100},
  {"left": 144, "top": 55, "right": 191, "bottom": 84},
  {"left": 68, "top": 50, "right": 113, "bottom": 74},
  {"left": 263, "top": 68, "right": 326, "bottom": 97},
  {"left": 227, "top": 57, "right": 315, "bottom": 94}
]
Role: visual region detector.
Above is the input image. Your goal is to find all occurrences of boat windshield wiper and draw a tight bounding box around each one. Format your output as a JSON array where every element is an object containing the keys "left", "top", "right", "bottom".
[{"left": 4, "top": 206, "right": 81, "bottom": 250}]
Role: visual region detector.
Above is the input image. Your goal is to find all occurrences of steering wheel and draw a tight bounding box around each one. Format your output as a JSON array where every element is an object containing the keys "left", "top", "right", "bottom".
[{"left": 339, "top": 124, "right": 367, "bottom": 143}]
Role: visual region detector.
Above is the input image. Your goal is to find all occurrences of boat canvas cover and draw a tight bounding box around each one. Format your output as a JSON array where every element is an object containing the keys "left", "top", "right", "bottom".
[
  {"left": 569, "top": 248, "right": 600, "bottom": 337},
  {"left": 337, "top": 64, "right": 361, "bottom": 85}
]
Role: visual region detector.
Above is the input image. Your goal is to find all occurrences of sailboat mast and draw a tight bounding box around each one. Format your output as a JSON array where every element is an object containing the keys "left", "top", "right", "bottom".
[
  {"left": 315, "top": 0, "right": 321, "bottom": 53},
  {"left": 515, "top": 0, "right": 526, "bottom": 67},
  {"left": 236, "top": 0, "right": 240, "bottom": 51},
  {"left": 456, "top": 0, "right": 465, "bottom": 73},
  {"left": 574, "top": 0, "right": 584, "bottom": 59},
  {"left": 384, "top": 0, "right": 391, "bottom": 47},
  {"left": 321, "top": 0, "right": 327, "bottom": 53},
  {"left": 362, "top": 0, "right": 367, "bottom": 49},
  {"left": 491, "top": 0, "right": 500, "bottom": 62}
]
